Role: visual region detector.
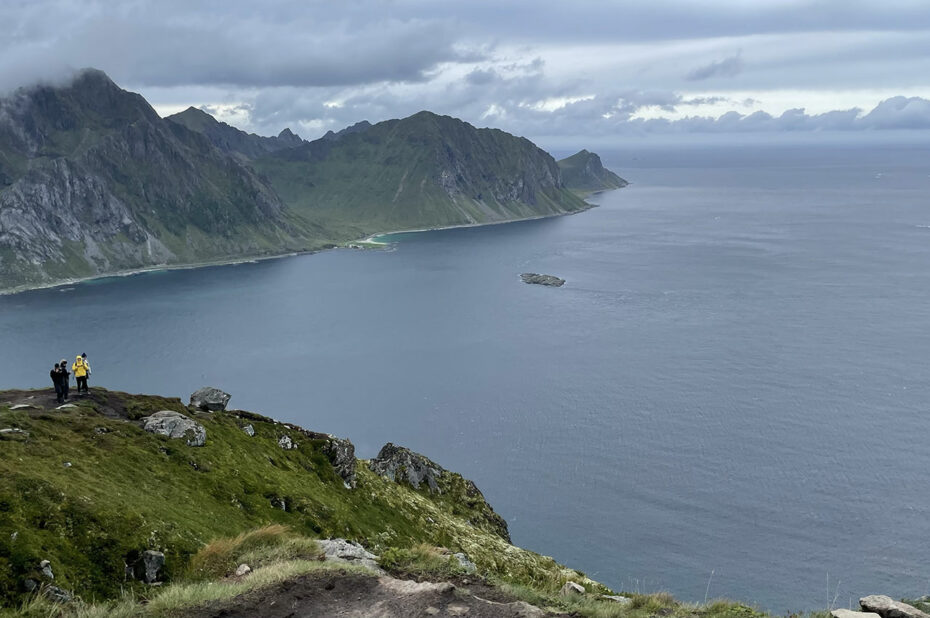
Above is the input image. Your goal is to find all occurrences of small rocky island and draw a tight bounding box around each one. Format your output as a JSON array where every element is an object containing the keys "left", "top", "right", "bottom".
[{"left": 521, "top": 273, "right": 566, "bottom": 287}]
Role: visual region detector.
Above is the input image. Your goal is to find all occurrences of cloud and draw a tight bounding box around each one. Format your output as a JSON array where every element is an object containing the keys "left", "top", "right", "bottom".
[{"left": 684, "top": 53, "right": 743, "bottom": 81}]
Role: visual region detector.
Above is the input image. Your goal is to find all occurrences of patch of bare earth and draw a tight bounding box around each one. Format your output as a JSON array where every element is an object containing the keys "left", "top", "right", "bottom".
[{"left": 179, "top": 570, "right": 566, "bottom": 617}]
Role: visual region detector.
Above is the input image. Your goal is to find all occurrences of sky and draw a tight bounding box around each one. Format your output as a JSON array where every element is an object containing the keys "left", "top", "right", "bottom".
[{"left": 2, "top": 0, "right": 930, "bottom": 148}]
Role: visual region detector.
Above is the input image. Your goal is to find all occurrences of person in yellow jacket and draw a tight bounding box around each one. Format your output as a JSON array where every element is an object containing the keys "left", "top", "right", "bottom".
[{"left": 72, "top": 355, "right": 89, "bottom": 394}]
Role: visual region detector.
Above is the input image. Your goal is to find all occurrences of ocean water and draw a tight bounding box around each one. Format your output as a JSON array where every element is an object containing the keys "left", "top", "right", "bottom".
[{"left": 1, "top": 143, "right": 929, "bottom": 610}]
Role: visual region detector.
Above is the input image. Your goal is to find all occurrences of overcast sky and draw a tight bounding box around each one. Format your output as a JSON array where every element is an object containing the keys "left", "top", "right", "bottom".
[{"left": 3, "top": 0, "right": 930, "bottom": 147}]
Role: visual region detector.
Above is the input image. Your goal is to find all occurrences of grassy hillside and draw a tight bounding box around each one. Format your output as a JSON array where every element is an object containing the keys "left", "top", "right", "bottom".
[
  {"left": 254, "top": 111, "right": 591, "bottom": 236},
  {"left": 0, "top": 388, "right": 600, "bottom": 607},
  {"left": 558, "top": 150, "right": 628, "bottom": 195}
]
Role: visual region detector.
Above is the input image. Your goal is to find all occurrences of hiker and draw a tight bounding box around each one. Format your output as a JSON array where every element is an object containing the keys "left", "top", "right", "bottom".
[
  {"left": 81, "top": 353, "right": 91, "bottom": 388},
  {"left": 50, "top": 362, "right": 64, "bottom": 404},
  {"left": 59, "top": 359, "right": 70, "bottom": 401},
  {"left": 72, "top": 355, "right": 89, "bottom": 395}
]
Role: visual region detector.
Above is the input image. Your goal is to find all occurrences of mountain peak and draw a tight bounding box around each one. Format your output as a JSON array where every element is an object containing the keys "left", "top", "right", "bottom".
[{"left": 557, "top": 150, "right": 628, "bottom": 194}]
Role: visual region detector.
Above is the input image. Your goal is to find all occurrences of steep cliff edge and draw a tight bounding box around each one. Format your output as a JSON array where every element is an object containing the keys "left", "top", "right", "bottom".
[
  {"left": 0, "top": 70, "right": 312, "bottom": 291},
  {"left": 557, "top": 149, "right": 628, "bottom": 194}
]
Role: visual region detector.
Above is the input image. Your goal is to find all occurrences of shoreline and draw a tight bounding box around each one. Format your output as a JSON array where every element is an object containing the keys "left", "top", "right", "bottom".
[{"left": 0, "top": 198, "right": 604, "bottom": 297}]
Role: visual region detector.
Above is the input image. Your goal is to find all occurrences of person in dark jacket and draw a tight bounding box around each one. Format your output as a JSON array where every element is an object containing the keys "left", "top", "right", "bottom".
[
  {"left": 50, "top": 362, "right": 64, "bottom": 404},
  {"left": 58, "top": 359, "right": 70, "bottom": 401}
]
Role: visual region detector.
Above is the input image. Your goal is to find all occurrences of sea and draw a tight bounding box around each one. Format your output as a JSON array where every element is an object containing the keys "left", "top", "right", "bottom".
[{"left": 1, "top": 141, "right": 928, "bottom": 611}]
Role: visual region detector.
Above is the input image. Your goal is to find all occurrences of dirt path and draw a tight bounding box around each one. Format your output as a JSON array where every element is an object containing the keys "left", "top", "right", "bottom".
[{"left": 180, "top": 570, "right": 566, "bottom": 617}]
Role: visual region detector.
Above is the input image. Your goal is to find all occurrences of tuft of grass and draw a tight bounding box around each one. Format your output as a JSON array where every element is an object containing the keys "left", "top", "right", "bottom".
[
  {"left": 378, "top": 543, "right": 466, "bottom": 580},
  {"left": 187, "top": 525, "right": 321, "bottom": 581}
]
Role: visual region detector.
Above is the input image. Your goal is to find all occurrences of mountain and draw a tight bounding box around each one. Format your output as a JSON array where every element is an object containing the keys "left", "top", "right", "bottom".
[
  {"left": 167, "top": 106, "right": 305, "bottom": 159},
  {"left": 0, "top": 69, "right": 314, "bottom": 291},
  {"left": 320, "top": 119, "right": 372, "bottom": 142},
  {"left": 0, "top": 70, "right": 625, "bottom": 292},
  {"left": 557, "top": 149, "right": 628, "bottom": 194},
  {"left": 254, "top": 111, "right": 590, "bottom": 234}
]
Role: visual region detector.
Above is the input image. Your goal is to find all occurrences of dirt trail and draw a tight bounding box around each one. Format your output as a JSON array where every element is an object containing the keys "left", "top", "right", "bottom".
[{"left": 181, "top": 571, "right": 566, "bottom": 618}]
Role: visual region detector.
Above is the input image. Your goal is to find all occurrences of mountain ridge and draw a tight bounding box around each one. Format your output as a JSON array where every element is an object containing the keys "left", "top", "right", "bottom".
[{"left": 0, "top": 69, "right": 626, "bottom": 293}]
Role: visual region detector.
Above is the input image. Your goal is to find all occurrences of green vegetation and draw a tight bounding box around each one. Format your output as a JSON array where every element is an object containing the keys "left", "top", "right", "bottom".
[
  {"left": 558, "top": 149, "right": 629, "bottom": 195},
  {"left": 0, "top": 388, "right": 596, "bottom": 607},
  {"left": 1, "top": 71, "right": 621, "bottom": 292}
]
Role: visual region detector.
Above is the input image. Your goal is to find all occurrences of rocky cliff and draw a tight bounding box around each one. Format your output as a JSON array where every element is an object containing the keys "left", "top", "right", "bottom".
[
  {"left": 0, "top": 70, "right": 311, "bottom": 290},
  {"left": 0, "top": 70, "right": 625, "bottom": 292},
  {"left": 557, "top": 149, "right": 628, "bottom": 194}
]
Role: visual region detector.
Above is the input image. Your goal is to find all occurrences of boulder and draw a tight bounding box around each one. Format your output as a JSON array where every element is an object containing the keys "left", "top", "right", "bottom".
[
  {"left": 235, "top": 563, "right": 251, "bottom": 577},
  {"left": 278, "top": 435, "right": 296, "bottom": 450},
  {"left": 133, "top": 550, "right": 165, "bottom": 584},
  {"left": 323, "top": 436, "right": 357, "bottom": 488},
  {"left": 39, "top": 559, "right": 54, "bottom": 579},
  {"left": 43, "top": 586, "right": 72, "bottom": 603},
  {"left": 369, "top": 443, "right": 444, "bottom": 493},
  {"left": 189, "top": 387, "right": 231, "bottom": 412},
  {"left": 861, "top": 596, "right": 930, "bottom": 618},
  {"left": 834, "top": 610, "right": 880, "bottom": 618},
  {"left": 242, "top": 424, "right": 255, "bottom": 437},
  {"left": 142, "top": 411, "right": 206, "bottom": 447},
  {"left": 453, "top": 552, "right": 477, "bottom": 574},
  {"left": 559, "top": 581, "right": 585, "bottom": 596},
  {"left": 318, "top": 538, "right": 381, "bottom": 572},
  {"left": 603, "top": 594, "right": 632, "bottom": 604},
  {"left": 520, "top": 273, "right": 565, "bottom": 287}
]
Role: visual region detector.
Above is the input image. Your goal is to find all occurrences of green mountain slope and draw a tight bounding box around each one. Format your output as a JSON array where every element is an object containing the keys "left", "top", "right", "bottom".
[
  {"left": 0, "top": 388, "right": 598, "bottom": 605},
  {"left": 0, "top": 70, "right": 315, "bottom": 290},
  {"left": 254, "top": 111, "right": 590, "bottom": 235},
  {"left": 167, "top": 107, "right": 305, "bottom": 160},
  {"left": 0, "top": 70, "right": 625, "bottom": 292},
  {"left": 557, "top": 150, "right": 628, "bottom": 194}
]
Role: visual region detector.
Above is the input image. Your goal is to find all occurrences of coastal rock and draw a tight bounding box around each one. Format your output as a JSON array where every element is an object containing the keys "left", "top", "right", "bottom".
[
  {"left": 39, "top": 560, "right": 54, "bottom": 580},
  {"left": 323, "top": 436, "right": 357, "bottom": 488},
  {"left": 242, "top": 424, "right": 255, "bottom": 437},
  {"left": 369, "top": 442, "right": 510, "bottom": 542},
  {"left": 559, "top": 581, "right": 585, "bottom": 596},
  {"left": 860, "top": 596, "right": 930, "bottom": 618},
  {"left": 520, "top": 273, "right": 565, "bottom": 287},
  {"left": 318, "top": 538, "right": 381, "bottom": 572},
  {"left": 278, "top": 435, "right": 296, "bottom": 450},
  {"left": 132, "top": 550, "right": 165, "bottom": 584},
  {"left": 603, "top": 595, "right": 632, "bottom": 604},
  {"left": 142, "top": 411, "right": 206, "bottom": 447},
  {"left": 235, "top": 563, "right": 252, "bottom": 577},
  {"left": 189, "top": 387, "right": 231, "bottom": 412},
  {"left": 834, "top": 610, "right": 880, "bottom": 618},
  {"left": 369, "top": 443, "right": 443, "bottom": 493}
]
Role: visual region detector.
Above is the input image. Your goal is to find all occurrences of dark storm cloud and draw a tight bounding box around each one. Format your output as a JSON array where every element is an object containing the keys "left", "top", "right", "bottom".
[
  {"left": 684, "top": 53, "right": 743, "bottom": 81},
  {"left": 2, "top": 0, "right": 929, "bottom": 142}
]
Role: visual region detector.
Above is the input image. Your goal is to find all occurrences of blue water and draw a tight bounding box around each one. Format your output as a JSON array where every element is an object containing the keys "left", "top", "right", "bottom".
[{"left": 2, "top": 144, "right": 929, "bottom": 610}]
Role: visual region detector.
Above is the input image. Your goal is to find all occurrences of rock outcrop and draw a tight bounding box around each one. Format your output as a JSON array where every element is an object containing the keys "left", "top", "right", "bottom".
[
  {"left": 189, "top": 387, "right": 231, "bottom": 411},
  {"left": 318, "top": 538, "right": 381, "bottom": 572},
  {"left": 520, "top": 273, "right": 565, "bottom": 287},
  {"left": 129, "top": 550, "right": 165, "bottom": 584},
  {"left": 323, "top": 436, "right": 357, "bottom": 488},
  {"left": 861, "top": 596, "right": 930, "bottom": 618},
  {"left": 370, "top": 443, "right": 511, "bottom": 542},
  {"left": 142, "top": 411, "right": 206, "bottom": 447},
  {"left": 370, "top": 443, "right": 444, "bottom": 493}
]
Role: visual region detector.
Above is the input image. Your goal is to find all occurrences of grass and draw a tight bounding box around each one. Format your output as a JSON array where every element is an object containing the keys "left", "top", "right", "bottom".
[
  {"left": 378, "top": 543, "right": 467, "bottom": 580},
  {"left": 9, "top": 559, "right": 370, "bottom": 618},
  {"left": 186, "top": 525, "right": 321, "bottom": 581},
  {"left": 0, "top": 388, "right": 598, "bottom": 606}
]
